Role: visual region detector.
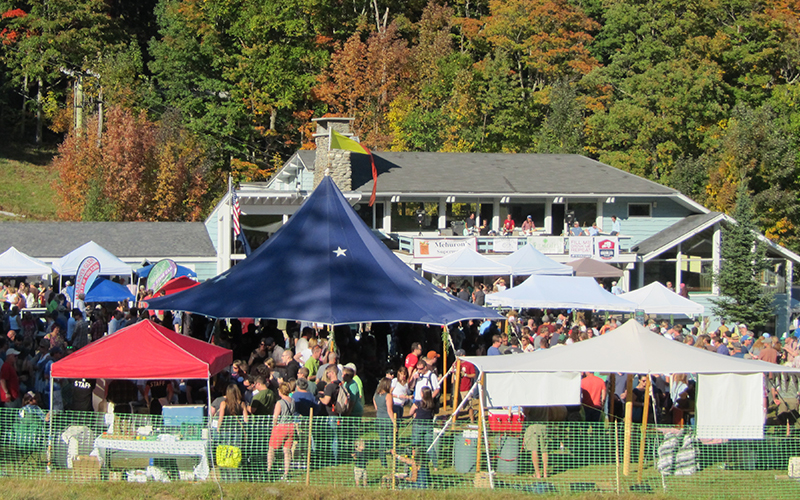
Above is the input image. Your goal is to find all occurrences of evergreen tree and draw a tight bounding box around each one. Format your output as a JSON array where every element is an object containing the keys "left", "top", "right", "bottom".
[{"left": 711, "top": 182, "right": 775, "bottom": 331}]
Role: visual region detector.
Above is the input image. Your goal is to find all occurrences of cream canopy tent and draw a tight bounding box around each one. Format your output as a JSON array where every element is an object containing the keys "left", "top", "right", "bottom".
[
  {"left": 485, "top": 275, "right": 637, "bottom": 311},
  {"left": 619, "top": 281, "right": 705, "bottom": 316},
  {"left": 0, "top": 246, "right": 52, "bottom": 276},
  {"left": 421, "top": 247, "right": 511, "bottom": 276},
  {"left": 498, "top": 243, "right": 573, "bottom": 276}
]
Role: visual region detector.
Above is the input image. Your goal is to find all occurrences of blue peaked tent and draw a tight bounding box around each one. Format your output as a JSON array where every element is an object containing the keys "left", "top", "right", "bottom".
[
  {"left": 85, "top": 278, "right": 135, "bottom": 303},
  {"left": 146, "top": 176, "right": 501, "bottom": 325}
]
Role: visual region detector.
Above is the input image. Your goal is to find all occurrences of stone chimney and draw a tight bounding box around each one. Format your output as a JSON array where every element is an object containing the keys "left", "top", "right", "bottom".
[{"left": 312, "top": 117, "right": 355, "bottom": 190}]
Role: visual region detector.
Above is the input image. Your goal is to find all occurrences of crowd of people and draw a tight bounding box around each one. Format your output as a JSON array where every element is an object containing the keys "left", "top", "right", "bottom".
[{"left": 1, "top": 274, "right": 799, "bottom": 483}]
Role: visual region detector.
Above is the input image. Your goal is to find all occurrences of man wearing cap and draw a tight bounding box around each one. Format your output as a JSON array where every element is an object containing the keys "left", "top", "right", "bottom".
[
  {"left": 1, "top": 348, "right": 20, "bottom": 408},
  {"left": 521, "top": 215, "right": 536, "bottom": 235},
  {"left": 758, "top": 336, "right": 779, "bottom": 364},
  {"left": 588, "top": 222, "right": 601, "bottom": 236}
]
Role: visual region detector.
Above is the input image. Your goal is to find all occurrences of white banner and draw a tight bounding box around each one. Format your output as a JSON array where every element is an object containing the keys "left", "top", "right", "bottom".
[
  {"left": 527, "top": 236, "right": 565, "bottom": 254},
  {"left": 569, "top": 237, "right": 593, "bottom": 259},
  {"left": 491, "top": 238, "right": 518, "bottom": 253},
  {"left": 594, "top": 237, "right": 620, "bottom": 261},
  {"left": 413, "top": 237, "right": 477, "bottom": 258}
]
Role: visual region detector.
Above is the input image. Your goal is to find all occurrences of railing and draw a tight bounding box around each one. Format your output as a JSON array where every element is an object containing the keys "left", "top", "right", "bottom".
[
  {"left": 2, "top": 407, "right": 799, "bottom": 497},
  {"left": 394, "top": 234, "right": 632, "bottom": 260}
]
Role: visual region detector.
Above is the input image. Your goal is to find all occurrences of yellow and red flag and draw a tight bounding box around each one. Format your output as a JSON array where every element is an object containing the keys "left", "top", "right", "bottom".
[{"left": 329, "top": 129, "right": 378, "bottom": 206}]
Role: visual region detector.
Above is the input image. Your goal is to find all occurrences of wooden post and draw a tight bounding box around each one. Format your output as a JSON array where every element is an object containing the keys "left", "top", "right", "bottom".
[
  {"left": 305, "top": 408, "right": 314, "bottom": 486},
  {"left": 475, "top": 373, "right": 485, "bottom": 473},
  {"left": 637, "top": 376, "right": 652, "bottom": 483},
  {"left": 623, "top": 374, "right": 634, "bottom": 476},
  {"left": 454, "top": 359, "right": 462, "bottom": 415},
  {"left": 615, "top": 419, "right": 620, "bottom": 494},
  {"left": 392, "top": 418, "right": 397, "bottom": 490},
  {"left": 442, "top": 331, "right": 448, "bottom": 413}
]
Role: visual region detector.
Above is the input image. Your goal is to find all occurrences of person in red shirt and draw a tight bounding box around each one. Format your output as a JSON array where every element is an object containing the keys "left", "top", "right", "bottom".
[
  {"left": 454, "top": 349, "right": 477, "bottom": 422},
  {"left": 580, "top": 372, "right": 606, "bottom": 422},
  {"left": 502, "top": 214, "right": 515, "bottom": 236},
  {"left": 1, "top": 348, "right": 21, "bottom": 408},
  {"left": 405, "top": 343, "right": 423, "bottom": 379}
]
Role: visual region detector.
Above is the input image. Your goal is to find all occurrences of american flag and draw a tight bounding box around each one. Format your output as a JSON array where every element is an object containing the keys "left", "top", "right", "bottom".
[{"left": 232, "top": 191, "right": 242, "bottom": 236}]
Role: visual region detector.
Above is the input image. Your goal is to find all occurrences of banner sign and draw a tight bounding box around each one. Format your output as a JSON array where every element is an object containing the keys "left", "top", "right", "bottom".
[
  {"left": 526, "top": 236, "right": 565, "bottom": 254},
  {"left": 147, "top": 259, "right": 178, "bottom": 293},
  {"left": 413, "top": 237, "right": 477, "bottom": 258},
  {"left": 491, "top": 238, "right": 518, "bottom": 253},
  {"left": 594, "top": 238, "right": 619, "bottom": 261},
  {"left": 74, "top": 256, "right": 101, "bottom": 302},
  {"left": 569, "top": 237, "right": 594, "bottom": 259}
]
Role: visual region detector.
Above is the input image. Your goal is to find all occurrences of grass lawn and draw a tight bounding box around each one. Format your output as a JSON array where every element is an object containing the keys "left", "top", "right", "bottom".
[{"left": 0, "top": 144, "right": 58, "bottom": 220}]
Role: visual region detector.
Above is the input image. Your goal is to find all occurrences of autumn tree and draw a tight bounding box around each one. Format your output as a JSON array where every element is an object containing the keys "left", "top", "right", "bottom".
[{"left": 315, "top": 20, "right": 410, "bottom": 149}]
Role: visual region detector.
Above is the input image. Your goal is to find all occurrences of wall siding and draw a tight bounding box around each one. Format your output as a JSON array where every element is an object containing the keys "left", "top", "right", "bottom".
[{"left": 602, "top": 198, "right": 694, "bottom": 249}]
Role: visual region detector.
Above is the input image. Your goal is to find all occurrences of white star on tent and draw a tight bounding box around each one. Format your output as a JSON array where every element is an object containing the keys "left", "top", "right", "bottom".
[
  {"left": 333, "top": 247, "right": 347, "bottom": 257},
  {"left": 434, "top": 289, "right": 457, "bottom": 301},
  {"left": 414, "top": 278, "right": 426, "bottom": 286}
]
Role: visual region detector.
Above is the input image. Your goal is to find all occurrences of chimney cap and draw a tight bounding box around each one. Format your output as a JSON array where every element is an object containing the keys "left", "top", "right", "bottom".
[{"left": 311, "top": 116, "right": 354, "bottom": 123}]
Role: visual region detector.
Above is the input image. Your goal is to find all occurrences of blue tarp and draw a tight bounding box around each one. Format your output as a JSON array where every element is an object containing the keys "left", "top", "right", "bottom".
[
  {"left": 85, "top": 278, "right": 135, "bottom": 303},
  {"left": 146, "top": 176, "right": 501, "bottom": 325},
  {"left": 135, "top": 263, "right": 197, "bottom": 279}
]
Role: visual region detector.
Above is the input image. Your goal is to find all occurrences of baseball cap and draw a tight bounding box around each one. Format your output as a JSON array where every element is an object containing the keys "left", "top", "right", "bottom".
[
  {"left": 527, "top": 215, "right": 532, "bottom": 219},
  {"left": 263, "top": 337, "right": 275, "bottom": 346},
  {"left": 6, "top": 348, "right": 20, "bottom": 356},
  {"left": 344, "top": 362, "right": 357, "bottom": 373},
  {"left": 762, "top": 333, "right": 771, "bottom": 339},
  {"left": 427, "top": 350, "right": 440, "bottom": 359}
]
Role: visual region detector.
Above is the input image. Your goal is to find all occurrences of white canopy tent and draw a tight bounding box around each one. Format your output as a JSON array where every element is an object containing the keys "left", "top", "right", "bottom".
[
  {"left": 421, "top": 247, "right": 511, "bottom": 276},
  {"left": 0, "top": 246, "right": 52, "bottom": 276},
  {"left": 485, "top": 275, "right": 637, "bottom": 311},
  {"left": 462, "top": 319, "right": 799, "bottom": 439},
  {"left": 498, "top": 243, "right": 573, "bottom": 276},
  {"left": 52, "top": 241, "right": 133, "bottom": 276},
  {"left": 619, "top": 281, "right": 705, "bottom": 316}
]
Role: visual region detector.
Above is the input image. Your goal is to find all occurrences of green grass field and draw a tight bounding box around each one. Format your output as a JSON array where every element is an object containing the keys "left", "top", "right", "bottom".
[{"left": 0, "top": 145, "right": 58, "bottom": 221}]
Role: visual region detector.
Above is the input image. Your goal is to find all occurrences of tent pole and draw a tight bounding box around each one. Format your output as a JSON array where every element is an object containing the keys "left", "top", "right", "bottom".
[
  {"left": 305, "top": 408, "right": 314, "bottom": 485},
  {"left": 392, "top": 417, "right": 397, "bottom": 490},
  {"left": 615, "top": 419, "right": 620, "bottom": 494},
  {"left": 442, "top": 328, "right": 448, "bottom": 414},
  {"left": 47, "top": 376, "right": 53, "bottom": 471},
  {"left": 623, "top": 374, "right": 633, "bottom": 476},
  {"left": 206, "top": 377, "right": 212, "bottom": 423},
  {"left": 637, "top": 375, "right": 652, "bottom": 483},
  {"left": 478, "top": 380, "right": 494, "bottom": 489},
  {"left": 475, "top": 373, "right": 485, "bottom": 474},
  {"left": 608, "top": 373, "right": 616, "bottom": 421},
  {"left": 454, "top": 358, "right": 462, "bottom": 414}
]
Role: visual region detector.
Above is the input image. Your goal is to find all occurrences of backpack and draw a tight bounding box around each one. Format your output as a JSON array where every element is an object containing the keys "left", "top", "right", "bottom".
[{"left": 334, "top": 382, "right": 353, "bottom": 416}]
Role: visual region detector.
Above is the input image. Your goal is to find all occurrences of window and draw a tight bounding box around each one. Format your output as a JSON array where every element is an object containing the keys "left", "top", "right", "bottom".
[{"left": 628, "top": 203, "right": 652, "bottom": 218}]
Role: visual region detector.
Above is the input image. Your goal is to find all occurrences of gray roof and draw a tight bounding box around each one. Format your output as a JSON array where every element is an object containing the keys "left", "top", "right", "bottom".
[
  {"left": 340, "top": 152, "right": 678, "bottom": 196},
  {"left": 0, "top": 222, "right": 216, "bottom": 259},
  {"left": 633, "top": 212, "right": 724, "bottom": 256}
]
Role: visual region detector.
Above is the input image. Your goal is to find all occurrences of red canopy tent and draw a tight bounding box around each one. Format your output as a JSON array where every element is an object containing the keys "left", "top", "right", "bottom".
[{"left": 52, "top": 320, "right": 231, "bottom": 380}]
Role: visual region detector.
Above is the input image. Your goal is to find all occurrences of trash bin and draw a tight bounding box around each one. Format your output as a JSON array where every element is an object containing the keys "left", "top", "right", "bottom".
[
  {"left": 497, "top": 435, "right": 520, "bottom": 474},
  {"left": 454, "top": 430, "right": 478, "bottom": 473}
]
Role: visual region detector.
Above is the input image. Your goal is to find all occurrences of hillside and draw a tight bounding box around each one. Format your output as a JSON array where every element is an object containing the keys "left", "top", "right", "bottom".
[{"left": 0, "top": 146, "right": 58, "bottom": 221}]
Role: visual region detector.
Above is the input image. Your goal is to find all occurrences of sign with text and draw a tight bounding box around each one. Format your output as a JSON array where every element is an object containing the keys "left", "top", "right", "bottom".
[
  {"left": 568, "top": 237, "right": 594, "bottom": 259},
  {"left": 74, "top": 256, "right": 101, "bottom": 303},
  {"left": 526, "top": 236, "right": 565, "bottom": 254},
  {"left": 147, "top": 259, "right": 178, "bottom": 293},
  {"left": 413, "top": 237, "right": 477, "bottom": 258},
  {"left": 491, "top": 238, "right": 518, "bottom": 253}
]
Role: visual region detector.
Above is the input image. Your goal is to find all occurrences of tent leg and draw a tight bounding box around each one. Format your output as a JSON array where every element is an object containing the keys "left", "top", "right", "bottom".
[
  {"left": 623, "top": 374, "right": 633, "bottom": 476},
  {"left": 305, "top": 408, "right": 314, "bottom": 486},
  {"left": 442, "top": 329, "right": 447, "bottom": 413},
  {"left": 609, "top": 373, "right": 616, "bottom": 421},
  {"left": 615, "top": 419, "right": 620, "bottom": 494},
  {"left": 478, "top": 382, "right": 494, "bottom": 488},
  {"left": 637, "top": 376, "right": 651, "bottom": 483},
  {"left": 206, "top": 378, "right": 212, "bottom": 421},
  {"left": 47, "top": 376, "right": 53, "bottom": 471},
  {"left": 475, "top": 374, "right": 485, "bottom": 474}
]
